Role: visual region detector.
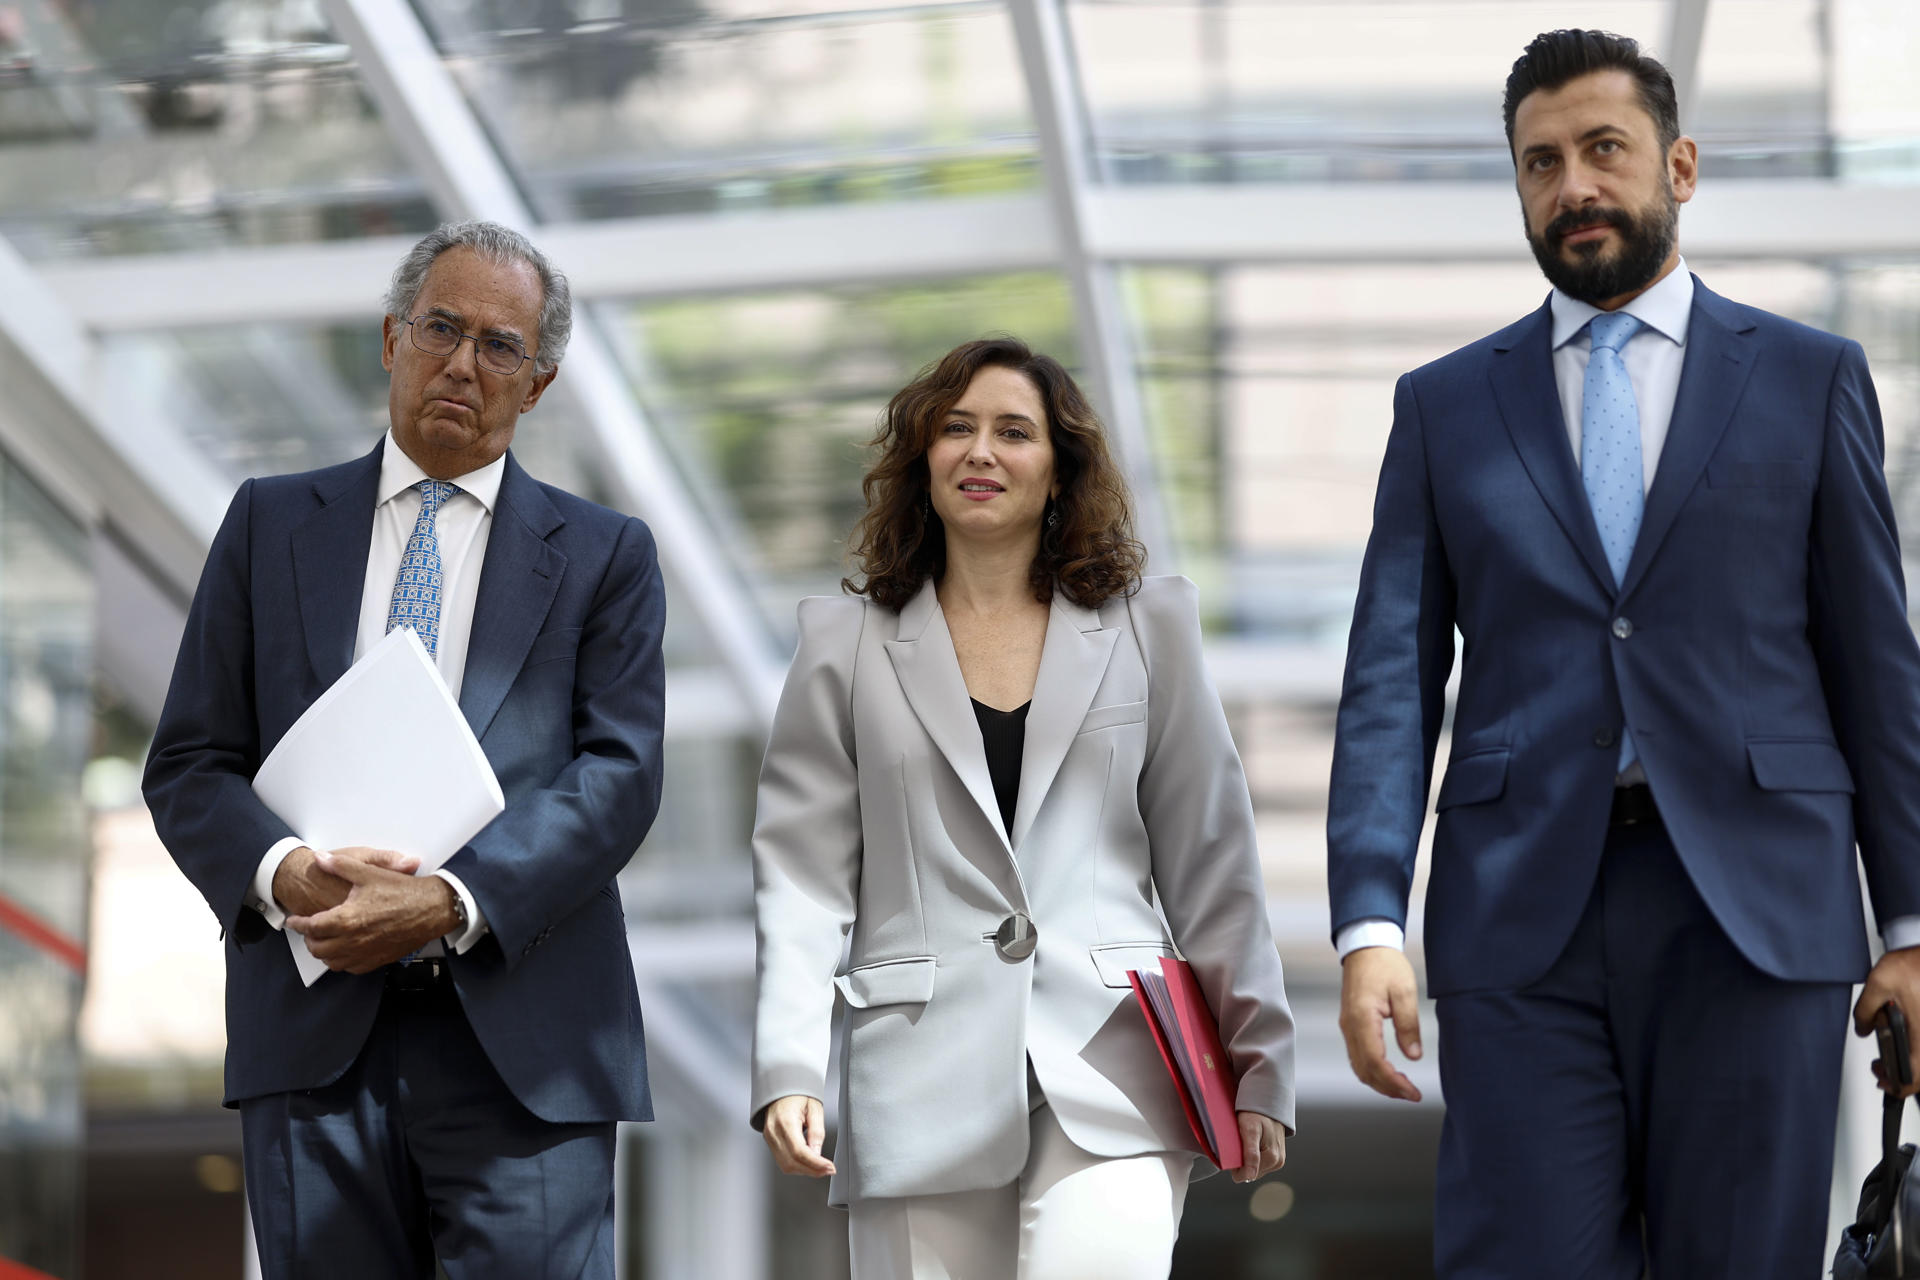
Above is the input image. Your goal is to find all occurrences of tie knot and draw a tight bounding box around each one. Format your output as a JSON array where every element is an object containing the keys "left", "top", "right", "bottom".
[
  {"left": 417, "top": 479, "right": 459, "bottom": 512},
  {"left": 1588, "top": 311, "right": 1642, "bottom": 354}
]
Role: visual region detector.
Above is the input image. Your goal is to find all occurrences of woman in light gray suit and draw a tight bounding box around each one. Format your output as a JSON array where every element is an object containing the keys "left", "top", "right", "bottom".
[{"left": 751, "top": 337, "right": 1295, "bottom": 1278}]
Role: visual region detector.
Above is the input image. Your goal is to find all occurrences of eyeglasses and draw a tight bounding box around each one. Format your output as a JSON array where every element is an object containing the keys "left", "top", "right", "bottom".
[{"left": 404, "top": 315, "right": 531, "bottom": 375}]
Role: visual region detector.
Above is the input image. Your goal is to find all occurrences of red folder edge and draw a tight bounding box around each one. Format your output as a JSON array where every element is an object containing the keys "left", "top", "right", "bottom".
[
  {"left": 1160, "top": 957, "right": 1244, "bottom": 1171},
  {"left": 1127, "top": 969, "right": 1215, "bottom": 1163}
]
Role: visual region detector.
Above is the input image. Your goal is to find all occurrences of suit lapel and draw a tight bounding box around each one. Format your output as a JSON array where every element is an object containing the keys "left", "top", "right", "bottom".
[
  {"left": 1618, "top": 280, "right": 1756, "bottom": 600},
  {"left": 884, "top": 580, "right": 1011, "bottom": 854},
  {"left": 1489, "top": 302, "right": 1617, "bottom": 596},
  {"left": 289, "top": 444, "right": 381, "bottom": 690},
  {"left": 1010, "top": 595, "right": 1116, "bottom": 850},
  {"left": 459, "top": 454, "right": 566, "bottom": 740}
]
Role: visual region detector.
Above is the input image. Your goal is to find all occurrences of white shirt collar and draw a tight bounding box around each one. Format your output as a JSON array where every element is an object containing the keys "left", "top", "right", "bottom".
[
  {"left": 377, "top": 429, "right": 505, "bottom": 513},
  {"left": 1551, "top": 255, "right": 1694, "bottom": 351}
]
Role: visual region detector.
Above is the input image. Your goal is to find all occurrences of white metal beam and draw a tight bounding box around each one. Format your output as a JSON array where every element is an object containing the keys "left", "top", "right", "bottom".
[
  {"left": 0, "top": 234, "right": 228, "bottom": 594},
  {"left": 39, "top": 194, "right": 1056, "bottom": 331},
  {"left": 1007, "top": 0, "right": 1176, "bottom": 570},
  {"left": 323, "top": 0, "right": 784, "bottom": 726},
  {"left": 1085, "top": 178, "right": 1920, "bottom": 262},
  {"left": 1663, "top": 0, "right": 1713, "bottom": 126},
  {"left": 46, "top": 177, "right": 1920, "bottom": 333}
]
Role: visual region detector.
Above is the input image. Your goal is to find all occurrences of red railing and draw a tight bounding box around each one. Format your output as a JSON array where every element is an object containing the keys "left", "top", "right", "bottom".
[{"left": 0, "top": 889, "right": 85, "bottom": 975}]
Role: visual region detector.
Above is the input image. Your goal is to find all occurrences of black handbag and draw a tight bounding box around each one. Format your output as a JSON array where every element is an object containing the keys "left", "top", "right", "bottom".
[{"left": 1835, "top": 1008, "right": 1920, "bottom": 1278}]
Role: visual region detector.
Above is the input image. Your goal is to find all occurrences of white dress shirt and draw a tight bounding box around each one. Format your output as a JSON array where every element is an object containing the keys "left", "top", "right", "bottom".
[
  {"left": 245, "top": 430, "right": 499, "bottom": 954},
  {"left": 1338, "top": 260, "right": 1920, "bottom": 958}
]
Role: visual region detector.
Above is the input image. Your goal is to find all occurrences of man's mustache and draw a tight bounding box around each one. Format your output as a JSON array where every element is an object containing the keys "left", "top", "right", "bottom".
[{"left": 1544, "top": 206, "right": 1630, "bottom": 246}]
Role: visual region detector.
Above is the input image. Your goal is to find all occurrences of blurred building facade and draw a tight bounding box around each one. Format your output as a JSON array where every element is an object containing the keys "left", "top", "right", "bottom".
[{"left": 0, "top": 0, "right": 1913, "bottom": 1276}]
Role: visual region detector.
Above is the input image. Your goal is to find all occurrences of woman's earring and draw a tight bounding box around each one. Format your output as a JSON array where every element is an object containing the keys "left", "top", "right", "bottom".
[{"left": 1046, "top": 506, "right": 1059, "bottom": 529}]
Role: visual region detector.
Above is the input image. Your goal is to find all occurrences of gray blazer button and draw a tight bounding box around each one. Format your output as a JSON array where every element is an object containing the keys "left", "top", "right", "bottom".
[
  {"left": 1612, "top": 616, "right": 1633, "bottom": 639},
  {"left": 995, "top": 913, "right": 1038, "bottom": 961},
  {"left": 1594, "top": 727, "right": 1616, "bottom": 748}
]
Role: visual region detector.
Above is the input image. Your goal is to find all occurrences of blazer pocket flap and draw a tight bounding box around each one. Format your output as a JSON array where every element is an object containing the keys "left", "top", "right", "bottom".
[
  {"left": 523, "top": 626, "right": 583, "bottom": 668},
  {"left": 834, "top": 956, "right": 937, "bottom": 1009},
  {"left": 1089, "top": 941, "right": 1177, "bottom": 989},
  {"left": 1078, "top": 699, "right": 1149, "bottom": 735},
  {"left": 1748, "top": 740, "right": 1855, "bottom": 793},
  {"left": 1435, "top": 749, "right": 1511, "bottom": 810}
]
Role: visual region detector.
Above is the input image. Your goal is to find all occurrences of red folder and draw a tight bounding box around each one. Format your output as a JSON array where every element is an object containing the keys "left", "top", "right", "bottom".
[{"left": 1127, "top": 956, "right": 1243, "bottom": 1170}]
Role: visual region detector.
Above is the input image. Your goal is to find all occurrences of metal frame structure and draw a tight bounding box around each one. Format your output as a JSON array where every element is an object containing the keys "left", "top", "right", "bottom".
[
  {"left": 1009, "top": 0, "right": 1175, "bottom": 567},
  {"left": 43, "top": 176, "right": 1920, "bottom": 334},
  {"left": 12, "top": 0, "right": 1920, "bottom": 1272}
]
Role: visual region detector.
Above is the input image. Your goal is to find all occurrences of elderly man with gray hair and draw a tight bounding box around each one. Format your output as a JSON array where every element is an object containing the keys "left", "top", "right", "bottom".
[{"left": 143, "top": 221, "right": 665, "bottom": 1277}]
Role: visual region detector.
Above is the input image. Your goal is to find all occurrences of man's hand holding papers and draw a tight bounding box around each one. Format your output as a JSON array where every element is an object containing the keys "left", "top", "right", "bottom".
[
  {"left": 272, "top": 844, "right": 420, "bottom": 918},
  {"left": 287, "top": 849, "right": 462, "bottom": 974}
]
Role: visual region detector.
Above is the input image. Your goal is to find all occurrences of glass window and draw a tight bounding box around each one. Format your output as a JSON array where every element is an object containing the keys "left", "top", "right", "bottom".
[
  {"left": 0, "top": 0, "right": 434, "bottom": 260},
  {"left": 1690, "top": 0, "right": 1830, "bottom": 178},
  {"left": 0, "top": 457, "right": 92, "bottom": 1280},
  {"left": 1070, "top": 0, "right": 1668, "bottom": 184},
  {"left": 1831, "top": 0, "right": 1920, "bottom": 180},
  {"left": 413, "top": 0, "right": 1040, "bottom": 220}
]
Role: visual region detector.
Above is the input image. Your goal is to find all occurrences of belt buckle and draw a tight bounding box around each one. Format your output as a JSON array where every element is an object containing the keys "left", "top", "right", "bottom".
[
  {"left": 1611, "top": 785, "right": 1656, "bottom": 828},
  {"left": 386, "top": 957, "right": 448, "bottom": 993}
]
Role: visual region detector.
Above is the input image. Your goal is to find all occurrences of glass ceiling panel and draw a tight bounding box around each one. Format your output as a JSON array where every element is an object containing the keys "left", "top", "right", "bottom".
[
  {"left": 414, "top": 1, "right": 1039, "bottom": 221},
  {"left": 0, "top": 0, "right": 434, "bottom": 260},
  {"left": 612, "top": 271, "right": 1075, "bottom": 630},
  {"left": 1689, "top": 0, "right": 1829, "bottom": 178},
  {"left": 1831, "top": 0, "right": 1920, "bottom": 180},
  {"left": 1125, "top": 257, "right": 1920, "bottom": 641},
  {"left": 1068, "top": 0, "right": 1873, "bottom": 185}
]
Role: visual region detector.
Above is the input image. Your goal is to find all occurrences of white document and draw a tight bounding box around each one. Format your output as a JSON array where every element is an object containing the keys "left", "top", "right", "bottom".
[{"left": 252, "top": 627, "right": 506, "bottom": 986}]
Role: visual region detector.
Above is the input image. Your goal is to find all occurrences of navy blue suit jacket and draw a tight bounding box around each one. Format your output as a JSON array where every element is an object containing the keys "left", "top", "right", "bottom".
[
  {"left": 1329, "top": 277, "right": 1920, "bottom": 997},
  {"left": 143, "top": 442, "right": 665, "bottom": 1122}
]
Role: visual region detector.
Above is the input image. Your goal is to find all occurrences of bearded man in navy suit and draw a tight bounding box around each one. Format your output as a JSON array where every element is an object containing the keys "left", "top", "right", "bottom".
[
  {"left": 1328, "top": 30, "right": 1920, "bottom": 1279},
  {"left": 144, "top": 221, "right": 664, "bottom": 1278}
]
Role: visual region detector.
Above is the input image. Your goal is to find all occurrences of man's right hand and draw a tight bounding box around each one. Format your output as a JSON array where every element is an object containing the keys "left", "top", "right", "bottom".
[
  {"left": 1339, "top": 945, "right": 1425, "bottom": 1102},
  {"left": 270, "top": 845, "right": 421, "bottom": 918},
  {"left": 761, "top": 1094, "right": 835, "bottom": 1177}
]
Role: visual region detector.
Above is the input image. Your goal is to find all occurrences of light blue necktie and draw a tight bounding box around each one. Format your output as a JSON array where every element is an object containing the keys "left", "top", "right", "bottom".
[
  {"left": 1580, "top": 311, "right": 1644, "bottom": 772},
  {"left": 386, "top": 479, "right": 459, "bottom": 658}
]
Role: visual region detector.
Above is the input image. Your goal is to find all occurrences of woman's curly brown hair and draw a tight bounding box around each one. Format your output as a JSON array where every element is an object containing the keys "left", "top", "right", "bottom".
[{"left": 842, "top": 337, "right": 1146, "bottom": 611}]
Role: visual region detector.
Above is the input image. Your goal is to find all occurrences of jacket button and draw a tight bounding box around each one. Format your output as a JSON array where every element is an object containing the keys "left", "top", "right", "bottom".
[
  {"left": 1594, "top": 728, "right": 1616, "bottom": 748},
  {"left": 994, "top": 913, "right": 1038, "bottom": 961},
  {"left": 1611, "top": 617, "right": 1633, "bottom": 639}
]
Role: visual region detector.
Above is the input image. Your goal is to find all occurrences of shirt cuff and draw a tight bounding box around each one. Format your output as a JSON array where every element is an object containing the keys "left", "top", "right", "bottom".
[
  {"left": 431, "top": 869, "right": 490, "bottom": 954},
  {"left": 1883, "top": 915, "right": 1920, "bottom": 953},
  {"left": 1336, "top": 917, "right": 1406, "bottom": 959},
  {"left": 248, "top": 836, "right": 309, "bottom": 930}
]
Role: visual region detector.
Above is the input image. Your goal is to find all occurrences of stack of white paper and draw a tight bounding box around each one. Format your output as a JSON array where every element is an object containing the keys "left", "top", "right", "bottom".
[{"left": 252, "top": 627, "right": 505, "bottom": 986}]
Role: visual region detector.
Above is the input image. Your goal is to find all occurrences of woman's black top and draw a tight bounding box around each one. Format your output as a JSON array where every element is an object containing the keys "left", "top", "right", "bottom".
[{"left": 971, "top": 698, "right": 1031, "bottom": 836}]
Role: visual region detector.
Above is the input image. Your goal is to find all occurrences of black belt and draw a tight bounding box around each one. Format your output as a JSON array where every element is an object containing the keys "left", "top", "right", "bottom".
[
  {"left": 384, "top": 957, "right": 452, "bottom": 994},
  {"left": 1609, "top": 784, "right": 1660, "bottom": 828}
]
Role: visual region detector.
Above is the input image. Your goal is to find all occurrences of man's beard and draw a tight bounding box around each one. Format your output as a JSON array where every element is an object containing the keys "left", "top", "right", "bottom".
[{"left": 1526, "top": 183, "right": 1678, "bottom": 304}]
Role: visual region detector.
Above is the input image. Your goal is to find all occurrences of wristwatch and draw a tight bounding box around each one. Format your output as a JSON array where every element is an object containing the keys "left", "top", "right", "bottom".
[{"left": 447, "top": 883, "right": 469, "bottom": 936}]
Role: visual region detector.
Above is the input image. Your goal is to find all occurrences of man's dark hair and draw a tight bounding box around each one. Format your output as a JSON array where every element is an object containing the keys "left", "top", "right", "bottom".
[{"left": 1503, "top": 29, "right": 1680, "bottom": 159}]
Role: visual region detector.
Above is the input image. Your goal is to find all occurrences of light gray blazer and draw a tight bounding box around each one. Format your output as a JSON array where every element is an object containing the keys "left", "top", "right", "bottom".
[{"left": 750, "top": 575, "right": 1295, "bottom": 1205}]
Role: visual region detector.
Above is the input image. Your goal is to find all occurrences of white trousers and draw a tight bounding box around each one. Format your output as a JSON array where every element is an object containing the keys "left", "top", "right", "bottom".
[{"left": 846, "top": 1100, "right": 1192, "bottom": 1280}]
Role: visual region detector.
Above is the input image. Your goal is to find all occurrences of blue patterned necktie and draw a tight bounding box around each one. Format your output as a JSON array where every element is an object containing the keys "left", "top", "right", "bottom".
[
  {"left": 386, "top": 479, "right": 459, "bottom": 658},
  {"left": 1581, "top": 310, "right": 1644, "bottom": 771}
]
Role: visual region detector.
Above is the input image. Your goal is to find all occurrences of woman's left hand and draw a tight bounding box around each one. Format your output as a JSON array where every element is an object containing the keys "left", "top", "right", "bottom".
[{"left": 1233, "top": 1111, "right": 1287, "bottom": 1183}]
